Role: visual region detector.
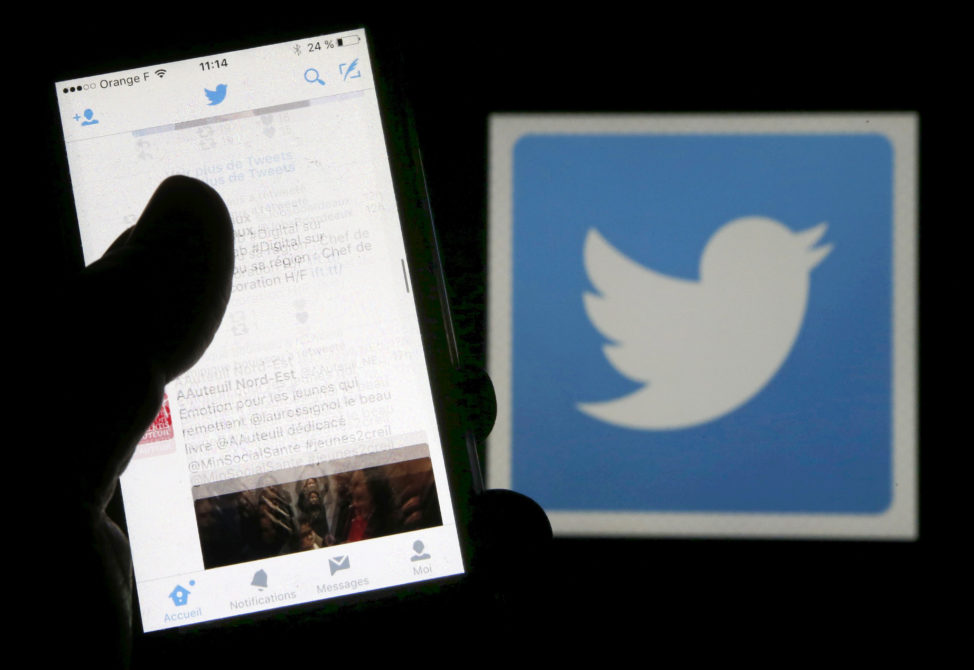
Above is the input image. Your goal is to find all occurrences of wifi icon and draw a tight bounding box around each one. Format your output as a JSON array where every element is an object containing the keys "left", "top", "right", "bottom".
[{"left": 155, "top": 69, "right": 167, "bottom": 79}]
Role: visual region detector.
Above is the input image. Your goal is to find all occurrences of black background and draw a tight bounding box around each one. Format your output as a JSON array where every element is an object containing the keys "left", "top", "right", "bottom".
[{"left": 26, "top": 7, "right": 936, "bottom": 663}]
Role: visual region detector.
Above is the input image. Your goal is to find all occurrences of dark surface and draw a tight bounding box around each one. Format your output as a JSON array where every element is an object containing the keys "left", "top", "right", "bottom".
[{"left": 24, "top": 7, "right": 937, "bottom": 661}]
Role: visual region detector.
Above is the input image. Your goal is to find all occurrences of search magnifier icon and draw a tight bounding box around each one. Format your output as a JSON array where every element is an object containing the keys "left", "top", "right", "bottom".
[{"left": 304, "top": 68, "right": 325, "bottom": 86}]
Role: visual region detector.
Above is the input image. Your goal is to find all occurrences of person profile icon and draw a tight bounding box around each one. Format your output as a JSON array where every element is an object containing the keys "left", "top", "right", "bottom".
[
  {"left": 81, "top": 109, "right": 99, "bottom": 126},
  {"left": 410, "top": 540, "right": 430, "bottom": 562}
]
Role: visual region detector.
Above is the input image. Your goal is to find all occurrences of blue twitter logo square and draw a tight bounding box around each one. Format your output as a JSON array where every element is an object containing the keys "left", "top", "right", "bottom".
[{"left": 488, "top": 115, "right": 917, "bottom": 538}]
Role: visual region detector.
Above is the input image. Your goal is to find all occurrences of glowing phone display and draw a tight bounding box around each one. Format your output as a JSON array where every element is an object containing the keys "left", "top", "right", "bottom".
[{"left": 56, "top": 28, "right": 465, "bottom": 632}]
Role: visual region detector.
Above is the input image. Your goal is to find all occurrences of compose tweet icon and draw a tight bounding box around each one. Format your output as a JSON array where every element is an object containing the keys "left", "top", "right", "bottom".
[
  {"left": 489, "top": 115, "right": 917, "bottom": 537},
  {"left": 204, "top": 84, "right": 227, "bottom": 105}
]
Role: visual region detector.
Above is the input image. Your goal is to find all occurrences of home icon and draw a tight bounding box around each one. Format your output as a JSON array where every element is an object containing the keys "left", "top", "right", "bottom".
[{"left": 168, "top": 580, "right": 194, "bottom": 607}]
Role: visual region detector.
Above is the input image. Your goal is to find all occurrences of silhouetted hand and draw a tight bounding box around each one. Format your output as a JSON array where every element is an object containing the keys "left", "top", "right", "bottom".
[
  {"left": 31, "top": 175, "right": 551, "bottom": 668},
  {"left": 41, "top": 176, "right": 233, "bottom": 668}
]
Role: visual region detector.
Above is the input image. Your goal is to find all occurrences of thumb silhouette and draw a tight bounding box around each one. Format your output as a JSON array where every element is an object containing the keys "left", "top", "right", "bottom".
[
  {"left": 63, "top": 175, "right": 234, "bottom": 503},
  {"left": 33, "top": 175, "right": 233, "bottom": 668}
]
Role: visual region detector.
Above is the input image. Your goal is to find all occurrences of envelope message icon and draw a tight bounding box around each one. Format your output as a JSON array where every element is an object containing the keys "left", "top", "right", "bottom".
[{"left": 329, "top": 555, "right": 350, "bottom": 576}]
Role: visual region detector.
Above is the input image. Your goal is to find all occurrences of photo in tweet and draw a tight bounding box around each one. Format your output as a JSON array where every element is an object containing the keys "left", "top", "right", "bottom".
[{"left": 191, "top": 444, "right": 442, "bottom": 569}]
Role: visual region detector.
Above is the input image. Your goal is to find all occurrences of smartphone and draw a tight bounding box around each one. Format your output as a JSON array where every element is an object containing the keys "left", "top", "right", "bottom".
[{"left": 54, "top": 25, "right": 480, "bottom": 648}]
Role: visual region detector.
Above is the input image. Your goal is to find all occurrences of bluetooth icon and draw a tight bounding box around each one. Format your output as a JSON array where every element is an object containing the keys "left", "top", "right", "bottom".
[{"left": 293, "top": 44, "right": 302, "bottom": 56}]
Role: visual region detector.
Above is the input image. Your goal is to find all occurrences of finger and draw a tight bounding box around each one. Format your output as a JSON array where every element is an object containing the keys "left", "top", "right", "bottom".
[
  {"left": 469, "top": 489, "right": 552, "bottom": 580},
  {"left": 261, "top": 498, "right": 291, "bottom": 519},
  {"left": 269, "top": 515, "right": 293, "bottom": 533},
  {"left": 262, "top": 490, "right": 289, "bottom": 511},
  {"left": 263, "top": 500, "right": 289, "bottom": 520},
  {"left": 62, "top": 176, "right": 234, "bottom": 504},
  {"left": 82, "top": 175, "right": 234, "bottom": 381},
  {"left": 104, "top": 225, "right": 135, "bottom": 254},
  {"left": 402, "top": 495, "right": 420, "bottom": 509}
]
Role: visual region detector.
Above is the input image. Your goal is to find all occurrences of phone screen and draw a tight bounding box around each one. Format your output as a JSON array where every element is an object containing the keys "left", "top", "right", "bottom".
[{"left": 56, "top": 28, "right": 466, "bottom": 632}]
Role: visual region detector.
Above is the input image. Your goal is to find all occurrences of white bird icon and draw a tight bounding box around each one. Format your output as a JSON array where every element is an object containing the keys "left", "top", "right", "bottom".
[{"left": 578, "top": 216, "right": 833, "bottom": 430}]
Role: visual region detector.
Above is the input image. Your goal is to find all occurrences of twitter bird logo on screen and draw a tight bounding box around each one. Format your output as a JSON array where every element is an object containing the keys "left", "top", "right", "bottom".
[
  {"left": 508, "top": 131, "right": 895, "bottom": 515},
  {"left": 579, "top": 217, "right": 832, "bottom": 430},
  {"left": 204, "top": 84, "right": 227, "bottom": 105}
]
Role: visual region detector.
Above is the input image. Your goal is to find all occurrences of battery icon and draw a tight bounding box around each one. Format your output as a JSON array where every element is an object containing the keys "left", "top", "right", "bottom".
[{"left": 337, "top": 35, "right": 361, "bottom": 47}]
